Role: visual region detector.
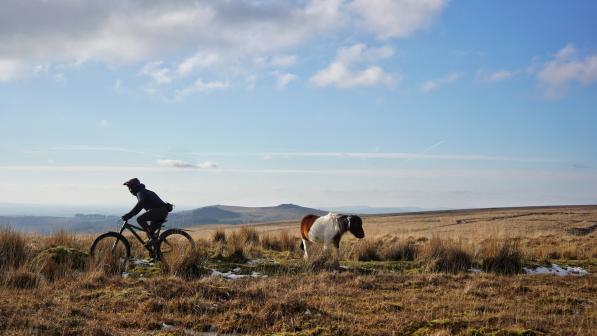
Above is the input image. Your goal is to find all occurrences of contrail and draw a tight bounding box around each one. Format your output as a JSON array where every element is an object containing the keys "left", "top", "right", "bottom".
[
  {"left": 420, "top": 140, "right": 445, "bottom": 154},
  {"left": 402, "top": 140, "right": 445, "bottom": 162}
]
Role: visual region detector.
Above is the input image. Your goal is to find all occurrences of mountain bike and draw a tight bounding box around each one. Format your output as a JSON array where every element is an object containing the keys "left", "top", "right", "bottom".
[{"left": 90, "top": 219, "right": 195, "bottom": 269}]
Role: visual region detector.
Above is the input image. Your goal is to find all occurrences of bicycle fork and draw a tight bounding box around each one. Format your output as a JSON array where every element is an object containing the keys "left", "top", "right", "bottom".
[{"left": 111, "top": 225, "right": 127, "bottom": 254}]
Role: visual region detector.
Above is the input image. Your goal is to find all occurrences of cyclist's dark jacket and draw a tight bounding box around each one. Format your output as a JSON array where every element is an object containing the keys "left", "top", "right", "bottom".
[{"left": 124, "top": 184, "right": 167, "bottom": 219}]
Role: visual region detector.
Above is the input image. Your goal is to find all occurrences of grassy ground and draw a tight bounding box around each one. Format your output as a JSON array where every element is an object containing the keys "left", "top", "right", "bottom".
[{"left": 1, "top": 206, "right": 596, "bottom": 335}]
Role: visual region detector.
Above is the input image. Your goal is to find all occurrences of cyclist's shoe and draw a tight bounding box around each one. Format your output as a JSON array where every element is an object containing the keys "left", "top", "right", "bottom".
[{"left": 144, "top": 236, "right": 160, "bottom": 247}]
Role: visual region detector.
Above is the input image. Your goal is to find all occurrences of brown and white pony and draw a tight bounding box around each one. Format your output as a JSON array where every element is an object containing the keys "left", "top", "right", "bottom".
[{"left": 300, "top": 213, "right": 364, "bottom": 259}]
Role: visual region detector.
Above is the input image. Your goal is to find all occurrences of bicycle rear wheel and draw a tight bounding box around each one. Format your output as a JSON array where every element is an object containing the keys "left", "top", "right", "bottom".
[
  {"left": 157, "top": 229, "right": 195, "bottom": 265},
  {"left": 90, "top": 232, "right": 131, "bottom": 275}
]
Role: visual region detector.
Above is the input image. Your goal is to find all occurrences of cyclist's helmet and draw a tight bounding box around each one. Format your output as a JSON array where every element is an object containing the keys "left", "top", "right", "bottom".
[
  {"left": 123, "top": 178, "right": 142, "bottom": 195},
  {"left": 123, "top": 178, "right": 141, "bottom": 187}
]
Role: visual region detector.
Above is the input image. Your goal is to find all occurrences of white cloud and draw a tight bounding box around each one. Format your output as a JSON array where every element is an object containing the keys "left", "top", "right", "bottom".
[
  {"left": 158, "top": 159, "right": 218, "bottom": 169},
  {"left": 485, "top": 70, "right": 513, "bottom": 82},
  {"left": 197, "top": 161, "right": 218, "bottom": 169},
  {"left": 537, "top": 44, "right": 597, "bottom": 99},
  {"left": 113, "top": 79, "right": 123, "bottom": 93},
  {"left": 349, "top": 0, "right": 447, "bottom": 39},
  {"left": 271, "top": 55, "right": 297, "bottom": 68},
  {"left": 310, "top": 44, "right": 396, "bottom": 88},
  {"left": 0, "top": 58, "right": 24, "bottom": 82},
  {"left": 0, "top": 1, "right": 345, "bottom": 67},
  {"left": 0, "top": 0, "right": 448, "bottom": 83},
  {"left": 188, "top": 151, "right": 557, "bottom": 163},
  {"left": 175, "top": 79, "right": 229, "bottom": 100},
  {"left": 99, "top": 120, "right": 109, "bottom": 128},
  {"left": 475, "top": 69, "right": 514, "bottom": 83},
  {"left": 176, "top": 52, "right": 220, "bottom": 77},
  {"left": 420, "top": 72, "right": 460, "bottom": 93},
  {"left": 273, "top": 71, "right": 298, "bottom": 89},
  {"left": 140, "top": 61, "right": 174, "bottom": 84}
]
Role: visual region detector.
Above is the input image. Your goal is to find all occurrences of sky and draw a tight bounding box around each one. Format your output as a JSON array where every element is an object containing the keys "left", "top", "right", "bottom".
[{"left": 1, "top": 0, "right": 597, "bottom": 212}]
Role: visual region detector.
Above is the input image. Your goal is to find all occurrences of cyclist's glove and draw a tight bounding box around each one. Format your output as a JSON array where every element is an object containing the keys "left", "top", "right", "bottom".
[{"left": 121, "top": 214, "right": 131, "bottom": 221}]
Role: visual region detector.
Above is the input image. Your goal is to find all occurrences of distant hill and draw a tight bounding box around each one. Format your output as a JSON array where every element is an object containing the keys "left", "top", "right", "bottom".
[
  {"left": 325, "top": 206, "right": 427, "bottom": 215},
  {"left": 0, "top": 204, "right": 327, "bottom": 233},
  {"left": 168, "top": 204, "right": 327, "bottom": 227}
]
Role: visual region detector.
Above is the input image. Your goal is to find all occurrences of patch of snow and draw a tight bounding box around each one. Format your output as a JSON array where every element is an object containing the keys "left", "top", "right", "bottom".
[
  {"left": 210, "top": 270, "right": 248, "bottom": 280},
  {"left": 130, "top": 258, "right": 154, "bottom": 267},
  {"left": 304, "top": 309, "right": 312, "bottom": 315},
  {"left": 468, "top": 267, "right": 482, "bottom": 273},
  {"left": 250, "top": 271, "right": 266, "bottom": 278},
  {"left": 248, "top": 258, "right": 265, "bottom": 265},
  {"left": 209, "top": 268, "right": 267, "bottom": 280},
  {"left": 122, "top": 272, "right": 130, "bottom": 278},
  {"left": 162, "top": 323, "right": 174, "bottom": 330},
  {"left": 523, "top": 264, "right": 589, "bottom": 276}
]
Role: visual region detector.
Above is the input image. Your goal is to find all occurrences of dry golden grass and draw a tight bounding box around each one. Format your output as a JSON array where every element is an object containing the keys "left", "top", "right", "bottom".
[
  {"left": 420, "top": 236, "right": 474, "bottom": 273},
  {"left": 0, "top": 205, "right": 596, "bottom": 335},
  {"left": 0, "top": 271, "right": 594, "bottom": 335},
  {"left": 480, "top": 239, "right": 524, "bottom": 275},
  {"left": 0, "top": 228, "right": 28, "bottom": 270},
  {"left": 380, "top": 238, "right": 417, "bottom": 261},
  {"left": 210, "top": 229, "right": 226, "bottom": 243}
]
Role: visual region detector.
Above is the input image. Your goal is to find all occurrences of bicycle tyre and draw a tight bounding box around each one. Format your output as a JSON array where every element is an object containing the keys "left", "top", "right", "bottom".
[
  {"left": 90, "top": 232, "right": 131, "bottom": 273},
  {"left": 157, "top": 229, "right": 195, "bottom": 264}
]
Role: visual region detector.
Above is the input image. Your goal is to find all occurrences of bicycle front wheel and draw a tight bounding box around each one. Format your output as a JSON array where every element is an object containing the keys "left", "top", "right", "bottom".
[
  {"left": 157, "top": 229, "right": 195, "bottom": 265},
  {"left": 90, "top": 232, "right": 131, "bottom": 275}
]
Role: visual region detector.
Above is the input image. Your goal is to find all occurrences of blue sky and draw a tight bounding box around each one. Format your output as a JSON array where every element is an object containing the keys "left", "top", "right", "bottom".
[{"left": 1, "top": 0, "right": 596, "bottom": 211}]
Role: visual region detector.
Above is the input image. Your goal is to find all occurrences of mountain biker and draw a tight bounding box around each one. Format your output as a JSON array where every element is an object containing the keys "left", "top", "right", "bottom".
[{"left": 121, "top": 178, "right": 173, "bottom": 244}]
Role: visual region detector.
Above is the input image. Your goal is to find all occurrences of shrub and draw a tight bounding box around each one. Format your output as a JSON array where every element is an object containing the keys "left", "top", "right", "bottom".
[
  {"left": 481, "top": 240, "right": 523, "bottom": 275},
  {"left": 0, "top": 228, "right": 28, "bottom": 270},
  {"left": 421, "top": 237, "right": 473, "bottom": 273}
]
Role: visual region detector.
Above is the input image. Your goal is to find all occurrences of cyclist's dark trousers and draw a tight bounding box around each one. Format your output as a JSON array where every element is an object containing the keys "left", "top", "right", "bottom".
[{"left": 137, "top": 207, "right": 169, "bottom": 236}]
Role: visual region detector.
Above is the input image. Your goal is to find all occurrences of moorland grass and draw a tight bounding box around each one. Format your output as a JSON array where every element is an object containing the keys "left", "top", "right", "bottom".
[{"left": 1, "top": 207, "right": 596, "bottom": 335}]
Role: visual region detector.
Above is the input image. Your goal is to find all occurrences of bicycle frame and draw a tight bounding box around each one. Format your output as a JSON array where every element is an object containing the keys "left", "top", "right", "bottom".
[{"left": 113, "top": 220, "right": 159, "bottom": 255}]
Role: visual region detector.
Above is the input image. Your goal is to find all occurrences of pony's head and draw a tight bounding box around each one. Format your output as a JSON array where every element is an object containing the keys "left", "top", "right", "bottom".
[{"left": 341, "top": 215, "right": 364, "bottom": 238}]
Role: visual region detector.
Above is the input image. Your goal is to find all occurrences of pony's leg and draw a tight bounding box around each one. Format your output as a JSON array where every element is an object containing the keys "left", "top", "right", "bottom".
[
  {"left": 335, "top": 246, "right": 340, "bottom": 260},
  {"left": 302, "top": 239, "right": 309, "bottom": 259}
]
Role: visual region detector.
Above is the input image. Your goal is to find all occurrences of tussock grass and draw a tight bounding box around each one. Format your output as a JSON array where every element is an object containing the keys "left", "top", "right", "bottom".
[
  {"left": 3, "top": 267, "right": 40, "bottom": 289},
  {"left": 211, "top": 229, "right": 227, "bottom": 243},
  {"left": 30, "top": 246, "right": 89, "bottom": 281},
  {"left": 261, "top": 231, "right": 297, "bottom": 252},
  {"left": 89, "top": 246, "right": 128, "bottom": 277},
  {"left": 238, "top": 227, "right": 260, "bottom": 244},
  {"left": 168, "top": 248, "right": 210, "bottom": 280},
  {"left": 354, "top": 240, "right": 382, "bottom": 261},
  {"left": 421, "top": 237, "right": 473, "bottom": 273},
  {"left": 381, "top": 239, "right": 417, "bottom": 261},
  {"left": 304, "top": 253, "right": 340, "bottom": 272},
  {"left": 481, "top": 240, "right": 523, "bottom": 275},
  {"left": 41, "top": 230, "right": 82, "bottom": 250},
  {"left": 0, "top": 227, "right": 29, "bottom": 270},
  {"left": 213, "top": 231, "right": 248, "bottom": 263}
]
